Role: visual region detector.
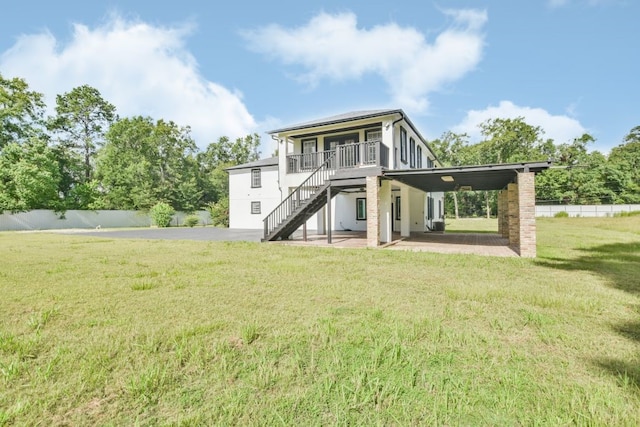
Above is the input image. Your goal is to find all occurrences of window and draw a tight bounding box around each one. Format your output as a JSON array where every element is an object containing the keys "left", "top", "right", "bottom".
[
  {"left": 409, "top": 138, "right": 416, "bottom": 167},
  {"left": 251, "top": 169, "right": 261, "bottom": 188},
  {"left": 395, "top": 196, "right": 401, "bottom": 220},
  {"left": 251, "top": 201, "right": 261, "bottom": 215},
  {"left": 400, "top": 127, "right": 407, "bottom": 164},
  {"left": 417, "top": 146, "right": 423, "bottom": 168},
  {"left": 356, "top": 198, "right": 367, "bottom": 220},
  {"left": 365, "top": 129, "right": 382, "bottom": 141}
]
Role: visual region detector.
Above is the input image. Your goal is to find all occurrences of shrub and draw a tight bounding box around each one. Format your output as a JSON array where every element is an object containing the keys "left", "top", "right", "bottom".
[
  {"left": 613, "top": 210, "right": 640, "bottom": 217},
  {"left": 208, "top": 198, "right": 229, "bottom": 227},
  {"left": 554, "top": 211, "right": 569, "bottom": 218},
  {"left": 149, "top": 202, "right": 175, "bottom": 227},
  {"left": 184, "top": 215, "right": 199, "bottom": 227}
]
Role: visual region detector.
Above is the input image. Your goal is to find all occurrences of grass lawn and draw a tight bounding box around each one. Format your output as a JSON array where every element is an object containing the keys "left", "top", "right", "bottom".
[{"left": 1, "top": 217, "right": 639, "bottom": 425}]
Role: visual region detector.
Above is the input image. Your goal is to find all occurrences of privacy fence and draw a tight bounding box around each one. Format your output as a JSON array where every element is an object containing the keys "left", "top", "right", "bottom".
[
  {"left": 0, "top": 210, "right": 210, "bottom": 231},
  {"left": 2, "top": 205, "right": 638, "bottom": 231},
  {"left": 535, "top": 204, "right": 640, "bottom": 218}
]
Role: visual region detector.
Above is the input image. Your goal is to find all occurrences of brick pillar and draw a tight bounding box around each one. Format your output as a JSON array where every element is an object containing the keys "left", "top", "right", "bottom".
[
  {"left": 497, "top": 190, "right": 504, "bottom": 237},
  {"left": 508, "top": 183, "right": 519, "bottom": 249},
  {"left": 366, "top": 176, "right": 380, "bottom": 247},
  {"left": 517, "top": 172, "right": 537, "bottom": 258},
  {"left": 500, "top": 190, "right": 509, "bottom": 238}
]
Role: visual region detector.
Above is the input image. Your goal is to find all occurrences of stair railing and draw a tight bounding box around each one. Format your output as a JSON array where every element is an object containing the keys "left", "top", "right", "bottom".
[{"left": 264, "top": 152, "right": 336, "bottom": 240}]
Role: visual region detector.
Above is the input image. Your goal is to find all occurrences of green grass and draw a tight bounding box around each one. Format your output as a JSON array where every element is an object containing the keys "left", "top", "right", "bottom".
[
  {"left": 446, "top": 217, "right": 499, "bottom": 233},
  {"left": 1, "top": 217, "right": 639, "bottom": 425}
]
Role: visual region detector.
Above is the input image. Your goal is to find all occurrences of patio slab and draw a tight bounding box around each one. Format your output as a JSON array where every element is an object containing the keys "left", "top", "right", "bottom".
[{"left": 275, "top": 231, "right": 518, "bottom": 257}]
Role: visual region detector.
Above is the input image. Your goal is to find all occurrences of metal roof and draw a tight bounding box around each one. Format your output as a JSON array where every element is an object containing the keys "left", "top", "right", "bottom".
[
  {"left": 225, "top": 156, "right": 279, "bottom": 171},
  {"left": 267, "top": 109, "right": 402, "bottom": 134},
  {"left": 384, "top": 161, "right": 552, "bottom": 192}
]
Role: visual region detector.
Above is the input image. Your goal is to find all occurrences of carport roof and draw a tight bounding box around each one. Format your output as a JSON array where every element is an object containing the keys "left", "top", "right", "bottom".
[{"left": 384, "top": 161, "right": 552, "bottom": 192}]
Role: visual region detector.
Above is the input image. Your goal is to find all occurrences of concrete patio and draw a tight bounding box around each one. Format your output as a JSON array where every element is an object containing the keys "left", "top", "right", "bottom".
[{"left": 274, "top": 230, "right": 518, "bottom": 257}]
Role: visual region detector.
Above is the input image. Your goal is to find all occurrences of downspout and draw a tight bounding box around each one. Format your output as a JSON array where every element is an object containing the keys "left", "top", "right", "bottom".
[
  {"left": 391, "top": 111, "right": 405, "bottom": 127},
  {"left": 271, "top": 134, "right": 284, "bottom": 201},
  {"left": 391, "top": 111, "right": 405, "bottom": 170}
]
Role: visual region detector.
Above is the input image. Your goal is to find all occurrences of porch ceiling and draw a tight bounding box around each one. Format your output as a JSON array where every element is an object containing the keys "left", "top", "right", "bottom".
[{"left": 383, "top": 161, "right": 552, "bottom": 192}]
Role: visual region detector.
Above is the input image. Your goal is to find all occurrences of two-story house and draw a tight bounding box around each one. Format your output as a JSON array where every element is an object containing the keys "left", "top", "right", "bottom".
[
  {"left": 228, "top": 109, "right": 445, "bottom": 244},
  {"left": 227, "top": 108, "right": 551, "bottom": 256}
]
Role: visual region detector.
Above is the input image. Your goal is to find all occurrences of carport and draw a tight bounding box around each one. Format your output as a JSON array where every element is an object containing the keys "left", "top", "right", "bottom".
[{"left": 382, "top": 161, "right": 552, "bottom": 257}]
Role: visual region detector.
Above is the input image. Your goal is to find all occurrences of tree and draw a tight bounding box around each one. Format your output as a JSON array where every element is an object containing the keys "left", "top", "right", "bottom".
[
  {"left": 95, "top": 117, "right": 201, "bottom": 211},
  {"left": 479, "top": 117, "right": 552, "bottom": 164},
  {"left": 0, "top": 74, "right": 45, "bottom": 149},
  {"left": 0, "top": 139, "right": 61, "bottom": 212},
  {"left": 606, "top": 127, "right": 640, "bottom": 203},
  {"left": 48, "top": 85, "right": 116, "bottom": 183},
  {"left": 198, "top": 134, "right": 261, "bottom": 204},
  {"left": 430, "top": 131, "right": 470, "bottom": 219}
]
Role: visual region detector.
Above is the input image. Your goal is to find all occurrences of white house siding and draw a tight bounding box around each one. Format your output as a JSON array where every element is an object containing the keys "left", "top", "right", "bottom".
[
  {"left": 409, "top": 188, "right": 426, "bottom": 232},
  {"left": 392, "top": 122, "right": 435, "bottom": 171},
  {"left": 228, "top": 166, "right": 280, "bottom": 229}
]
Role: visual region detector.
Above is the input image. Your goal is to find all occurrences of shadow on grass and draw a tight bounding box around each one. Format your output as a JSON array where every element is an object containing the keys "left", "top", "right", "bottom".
[
  {"left": 536, "top": 242, "right": 640, "bottom": 394},
  {"left": 596, "top": 315, "right": 640, "bottom": 392},
  {"left": 536, "top": 242, "right": 640, "bottom": 295}
]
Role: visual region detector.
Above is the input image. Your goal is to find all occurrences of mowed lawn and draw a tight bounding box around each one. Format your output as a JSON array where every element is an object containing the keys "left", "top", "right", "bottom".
[{"left": 1, "top": 217, "right": 639, "bottom": 425}]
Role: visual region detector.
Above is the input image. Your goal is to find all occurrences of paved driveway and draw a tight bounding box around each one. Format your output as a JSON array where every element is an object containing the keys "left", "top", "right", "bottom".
[{"left": 67, "top": 227, "right": 264, "bottom": 242}]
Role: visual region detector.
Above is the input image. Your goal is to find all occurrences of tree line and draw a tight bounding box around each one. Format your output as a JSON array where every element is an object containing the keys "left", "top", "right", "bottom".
[
  {"left": 2, "top": 73, "right": 638, "bottom": 220},
  {"left": 430, "top": 118, "right": 639, "bottom": 218},
  {"left": 0, "top": 74, "right": 259, "bottom": 224}
]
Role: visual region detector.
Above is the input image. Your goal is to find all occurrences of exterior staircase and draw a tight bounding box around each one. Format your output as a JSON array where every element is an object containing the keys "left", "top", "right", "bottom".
[{"left": 263, "top": 154, "right": 337, "bottom": 241}]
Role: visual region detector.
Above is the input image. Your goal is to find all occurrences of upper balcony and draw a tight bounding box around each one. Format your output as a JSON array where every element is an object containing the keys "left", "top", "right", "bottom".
[{"left": 286, "top": 140, "right": 389, "bottom": 174}]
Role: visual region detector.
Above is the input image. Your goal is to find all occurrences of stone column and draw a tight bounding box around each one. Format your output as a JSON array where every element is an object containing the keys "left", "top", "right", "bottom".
[
  {"left": 498, "top": 190, "right": 509, "bottom": 238},
  {"left": 517, "top": 172, "right": 537, "bottom": 258},
  {"left": 366, "top": 176, "right": 380, "bottom": 247},
  {"left": 508, "top": 182, "right": 519, "bottom": 249}
]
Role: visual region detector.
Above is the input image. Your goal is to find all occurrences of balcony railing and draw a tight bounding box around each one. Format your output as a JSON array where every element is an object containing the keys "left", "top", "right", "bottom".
[{"left": 286, "top": 140, "right": 389, "bottom": 174}]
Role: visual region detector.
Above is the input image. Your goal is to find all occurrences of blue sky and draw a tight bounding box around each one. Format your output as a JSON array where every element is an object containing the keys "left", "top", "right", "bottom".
[{"left": 2, "top": 0, "right": 637, "bottom": 155}]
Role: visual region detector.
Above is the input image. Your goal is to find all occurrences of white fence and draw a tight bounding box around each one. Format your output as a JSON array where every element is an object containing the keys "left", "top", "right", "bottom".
[
  {"left": 535, "top": 204, "right": 640, "bottom": 218},
  {"left": 0, "top": 210, "right": 211, "bottom": 231}
]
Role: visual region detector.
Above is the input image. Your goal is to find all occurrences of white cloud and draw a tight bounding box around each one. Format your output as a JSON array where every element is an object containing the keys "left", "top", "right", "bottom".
[
  {"left": 0, "top": 15, "right": 257, "bottom": 147},
  {"left": 242, "top": 10, "right": 487, "bottom": 113},
  {"left": 452, "top": 100, "right": 587, "bottom": 144}
]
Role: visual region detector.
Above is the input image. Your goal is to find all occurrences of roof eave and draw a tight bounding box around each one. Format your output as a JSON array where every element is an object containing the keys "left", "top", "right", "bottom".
[{"left": 267, "top": 109, "right": 403, "bottom": 135}]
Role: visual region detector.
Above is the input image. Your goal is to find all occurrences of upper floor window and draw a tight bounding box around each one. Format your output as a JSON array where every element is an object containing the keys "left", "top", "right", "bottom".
[
  {"left": 400, "top": 127, "right": 407, "bottom": 164},
  {"left": 417, "top": 146, "right": 423, "bottom": 168},
  {"left": 409, "top": 138, "right": 416, "bottom": 167},
  {"left": 365, "top": 129, "right": 382, "bottom": 142},
  {"left": 251, "top": 168, "right": 261, "bottom": 188},
  {"left": 427, "top": 157, "right": 434, "bottom": 168}
]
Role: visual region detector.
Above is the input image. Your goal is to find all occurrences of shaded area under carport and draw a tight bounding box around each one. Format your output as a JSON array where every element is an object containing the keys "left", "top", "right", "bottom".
[{"left": 383, "top": 161, "right": 552, "bottom": 193}]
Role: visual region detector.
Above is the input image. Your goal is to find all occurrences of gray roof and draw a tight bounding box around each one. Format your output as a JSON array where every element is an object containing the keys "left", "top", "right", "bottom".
[
  {"left": 266, "top": 108, "right": 441, "bottom": 165},
  {"left": 225, "top": 156, "right": 278, "bottom": 171},
  {"left": 268, "top": 109, "right": 402, "bottom": 134}
]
